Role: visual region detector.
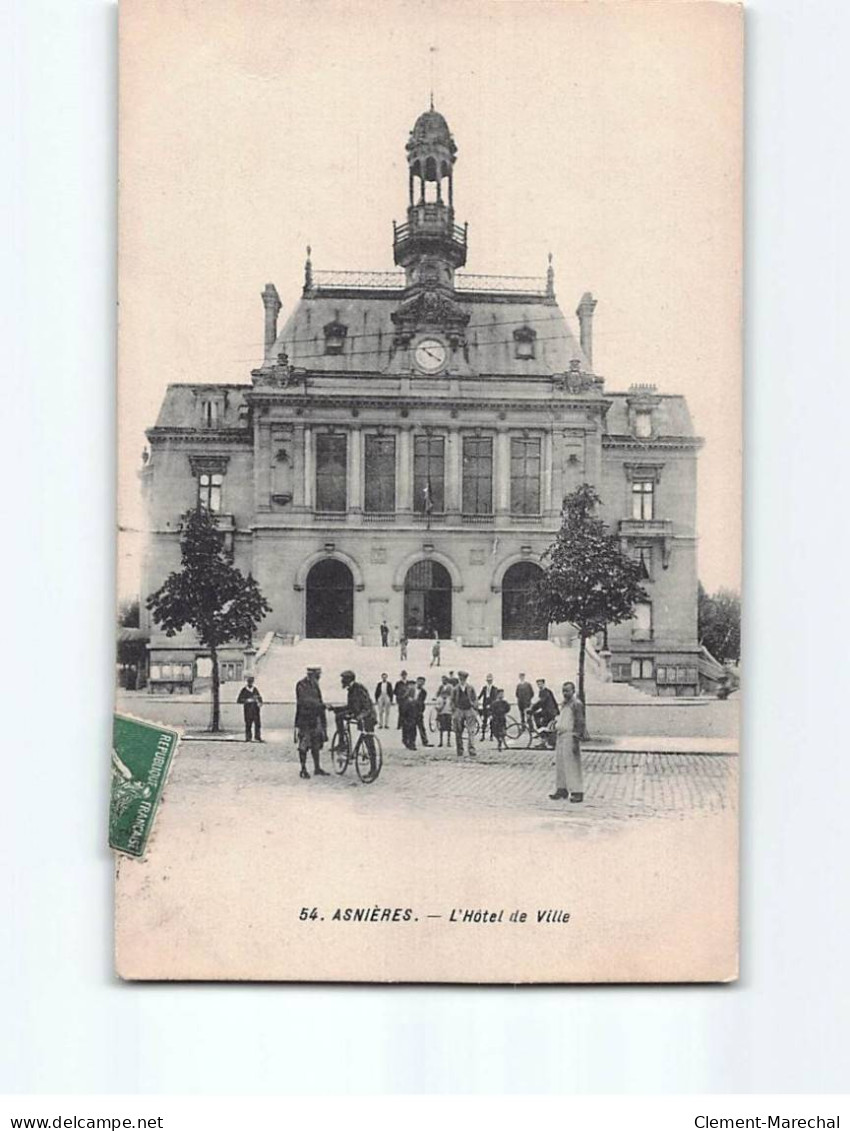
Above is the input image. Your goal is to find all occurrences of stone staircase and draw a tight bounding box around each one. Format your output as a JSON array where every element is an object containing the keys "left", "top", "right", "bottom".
[{"left": 256, "top": 635, "right": 653, "bottom": 705}]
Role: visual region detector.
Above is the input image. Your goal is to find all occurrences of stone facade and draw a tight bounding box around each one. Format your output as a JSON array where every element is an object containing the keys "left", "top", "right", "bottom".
[{"left": 141, "top": 108, "right": 703, "bottom": 695}]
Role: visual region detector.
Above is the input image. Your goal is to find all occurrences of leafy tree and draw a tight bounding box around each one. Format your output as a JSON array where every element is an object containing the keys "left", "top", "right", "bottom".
[
  {"left": 698, "top": 583, "right": 741, "bottom": 664},
  {"left": 538, "top": 484, "right": 649, "bottom": 720},
  {"left": 146, "top": 507, "right": 272, "bottom": 732}
]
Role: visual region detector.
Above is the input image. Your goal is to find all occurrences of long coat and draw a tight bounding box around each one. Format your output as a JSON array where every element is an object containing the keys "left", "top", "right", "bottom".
[{"left": 294, "top": 676, "right": 326, "bottom": 733}]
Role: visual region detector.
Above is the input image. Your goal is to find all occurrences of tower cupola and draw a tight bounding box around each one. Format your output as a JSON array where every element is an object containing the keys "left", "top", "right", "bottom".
[{"left": 393, "top": 104, "right": 467, "bottom": 285}]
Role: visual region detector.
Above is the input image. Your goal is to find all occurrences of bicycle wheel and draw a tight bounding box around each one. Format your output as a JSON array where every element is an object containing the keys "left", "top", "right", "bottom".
[
  {"left": 505, "top": 717, "right": 532, "bottom": 749},
  {"left": 355, "top": 733, "right": 383, "bottom": 783},
  {"left": 468, "top": 715, "right": 481, "bottom": 738},
  {"left": 329, "top": 731, "right": 350, "bottom": 775}
]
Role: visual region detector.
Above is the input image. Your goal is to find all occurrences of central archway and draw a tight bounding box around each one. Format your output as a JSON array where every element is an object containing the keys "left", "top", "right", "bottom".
[
  {"left": 306, "top": 558, "right": 354, "bottom": 638},
  {"left": 501, "top": 561, "right": 548, "bottom": 640},
  {"left": 404, "top": 560, "right": 452, "bottom": 639}
]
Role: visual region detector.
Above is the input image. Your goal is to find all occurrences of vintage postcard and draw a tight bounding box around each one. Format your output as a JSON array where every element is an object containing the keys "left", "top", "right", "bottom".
[{"left": 115, "top": 0, "right": 742, "bottom": 982}]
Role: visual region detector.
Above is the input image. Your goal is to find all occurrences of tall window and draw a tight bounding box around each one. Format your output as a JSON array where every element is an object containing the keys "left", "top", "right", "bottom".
[
  {"left": 632, "top": 602, "right": 653, "bottom": 640},
  {"left": 633, "top": 545, "right": 653, "bottom": 580},
  {"left": 634, "top": 409, "right": 653, "bottom": 438},
  {"left": 364, "top": 435, "right": 396, "bottom": 512},
  {"left": 510, "top": 436, "right": 541, "bottom": 515},
  {"left": 462, "top": 436, "right": 493, "bottom": 515},
  {"left": 632, "top": 479, "right": 655, "bottom": 520},
  {"left": 414, "top": 435, "right": 445, "bottom": 513},
  {"left": 315, "top": 433, "right": 347, "bottom": 513},
  {"left": 198, "top": 472, "right": 222, "bottom": 513},
  {"left": 201, "top": 399, "right": 220, "bottom": 428}
]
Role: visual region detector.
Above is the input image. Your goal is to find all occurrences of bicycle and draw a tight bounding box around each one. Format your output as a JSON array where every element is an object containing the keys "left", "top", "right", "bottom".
[
  {"left": 329, "top": 709, "right": 383, "bottom": 783},
  {"left": 504, "top": 711, "right": 555, "bottom": 750}
]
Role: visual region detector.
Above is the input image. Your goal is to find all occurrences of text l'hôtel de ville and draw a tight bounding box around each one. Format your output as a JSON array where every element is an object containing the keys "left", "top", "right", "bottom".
[{"left": 299, "top": 907, "right": 570, "bottom": 924}]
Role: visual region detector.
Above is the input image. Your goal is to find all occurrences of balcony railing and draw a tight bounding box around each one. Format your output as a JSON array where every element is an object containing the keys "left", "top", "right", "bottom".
[
  {"left": 310, "top": 268, "right": 548, "bottom": 296},
  {"left": 456, "top": 274, "right": 548, "bottom": 296},
  {"left": 619, "top": 518, "right": 673, "bottom": 538},
  {"left": 462, "top": 513, "right": 495, "bottom": 525},
  {"left": 362, "top": 511, "right": 396, "bottom": 524}
]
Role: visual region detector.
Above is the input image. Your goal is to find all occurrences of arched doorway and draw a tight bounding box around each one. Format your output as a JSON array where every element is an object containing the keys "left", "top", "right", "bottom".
[
  {"left": 404, "top": 560, "right": 452, "bottom": 639},
  {"left": 501, "top": 561, "right": 548, "bottom": 640},
  {"left": 305, "top": 558, "right": 354, "bottom": 638}
]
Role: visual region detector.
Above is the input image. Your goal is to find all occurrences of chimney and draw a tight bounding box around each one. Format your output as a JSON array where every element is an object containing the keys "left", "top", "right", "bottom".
[
  {"left": 576, "top": 292, "right": 597, "bottom": 368},
  {"left": 261, "top": 283, "right": 282, "bottom": 358}
]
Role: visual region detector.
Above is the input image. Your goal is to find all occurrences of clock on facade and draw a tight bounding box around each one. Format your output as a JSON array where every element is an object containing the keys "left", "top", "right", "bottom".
[{"left": 414, "top": 337, "right": 447, "bottom": 373}]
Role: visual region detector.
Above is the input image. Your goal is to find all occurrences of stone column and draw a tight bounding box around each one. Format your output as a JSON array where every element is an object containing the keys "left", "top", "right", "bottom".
[
  {"left": 397, "top": 425, "right": 413, "bottom": 515},
  {"left": 254, "top": 416, "right": 272, "bottom": 513},
  {"left": 542, "top": 430, "right": 554, "bottom": 517},
  {"left": 349, "top": 425, "right": 362, "bottom": 514},
  {"left": 445, "top": 425, "right": 461, "bottom": 518},
  {"left": 303, "top": 424, "right": 314, "bottom": 510},
  {"left": 496, "top": 428, "right": 511, "bottom": 518},
  {"left": 293, "top": 423, "right": 306, "bottom": 510}
]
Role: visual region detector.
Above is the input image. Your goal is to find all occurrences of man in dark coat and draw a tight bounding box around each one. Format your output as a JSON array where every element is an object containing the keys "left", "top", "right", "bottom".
[
  {"left": 531, "top": 678, "right": 559, "bottom": 749},
  {"left": 477, "top": 673, "right": 495, "bottom": 740},
  {"left": 394, "top": 670, "right": 409, "bottom": 729},
  {"left": 340, "top": 670, "right": 378, "bottom": 774},
  {"left": 515, "top": 672, "right": 534, "bottom": 728},
  {"left": 415, "top": 676, "right": 432, "bottom": 748},
  {"left": 380, "top": 618, "right": 389, "bottom": 647},
  {"left": 294, "top": 666, "right": 328, "bottom": 779},
  {"left": 399, "top": 680, "right": 419, "bottom": 750},
  {"left": 374, "top": 672, "right": 394, "bottom": 729},
  {"left": 237, "top": 674, "right": 263, "bottom": 742}
]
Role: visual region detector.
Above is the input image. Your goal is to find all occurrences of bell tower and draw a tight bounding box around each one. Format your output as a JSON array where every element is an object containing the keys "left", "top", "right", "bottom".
[
  {"left": 391, "top": 106, "right": 471, "bottom": 361},
  {"left": 393, "top": 105, "right": 468, "bottom": 289}
]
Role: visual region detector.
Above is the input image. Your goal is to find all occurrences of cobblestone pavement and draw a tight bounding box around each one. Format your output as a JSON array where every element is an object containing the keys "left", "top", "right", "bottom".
[{"left": 171, "top": 730, "right": 738, "bottom": 834}]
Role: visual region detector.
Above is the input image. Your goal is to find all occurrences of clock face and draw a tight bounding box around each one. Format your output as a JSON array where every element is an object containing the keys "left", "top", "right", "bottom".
[{"left": 414, "top": 337, "right": 447, "bottom": 374}]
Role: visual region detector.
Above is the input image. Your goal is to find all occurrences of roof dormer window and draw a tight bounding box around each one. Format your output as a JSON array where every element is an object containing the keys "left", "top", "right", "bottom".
[
  {"left": 200, "top": 397, "right": 222, "bottom": 428},
  {"left": 513, "top": 325, "right": 536, "bottom": 360},
  {"left": 634, "top": 408, "right": 653, "bottom": 438},
  {"left": 323, "top": 318, "right": 348, "bottom": 356}
]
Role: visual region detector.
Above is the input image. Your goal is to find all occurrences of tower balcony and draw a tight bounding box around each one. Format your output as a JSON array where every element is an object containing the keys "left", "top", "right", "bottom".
[{"left": 393, "top": 203, "right": 467, "bottom": 269}]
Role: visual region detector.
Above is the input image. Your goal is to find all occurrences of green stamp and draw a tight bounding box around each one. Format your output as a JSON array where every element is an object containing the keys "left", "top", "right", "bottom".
[{"left": 110, "top": 714, "right": 179, "bottom": 857}]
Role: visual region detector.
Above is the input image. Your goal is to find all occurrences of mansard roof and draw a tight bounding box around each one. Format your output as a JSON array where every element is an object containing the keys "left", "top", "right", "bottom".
[{"left": 265, "top": 288, "right": 589, "bottom": 377}]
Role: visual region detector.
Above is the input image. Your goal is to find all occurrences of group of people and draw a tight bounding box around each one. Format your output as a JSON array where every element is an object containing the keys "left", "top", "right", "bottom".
[
  {"left": 379, "top": 618, "right": 442, "bottom": 667},
  {"left": 236, "top": 665, "right": 586, "bottom": 803}
]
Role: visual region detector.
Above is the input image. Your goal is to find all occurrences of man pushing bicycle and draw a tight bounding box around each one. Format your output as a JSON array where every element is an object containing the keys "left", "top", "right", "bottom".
[{"left": 338, "top": 670, "right": 379, "bottom": 775}]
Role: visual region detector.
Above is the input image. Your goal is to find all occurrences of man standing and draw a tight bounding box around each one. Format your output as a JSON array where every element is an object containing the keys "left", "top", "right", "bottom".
[
  {"left": 339, "top": 670, "right": 378, "bottom": 773},
  {"left": 415, "top": 676, "right": 432, "bottom": 748},
  {"left": 237, "top": 674, "right": 263, "bottom": 742},
  {"left": 380, "top": 617, "right": 389, "bottom": 647},
  {"left": 374, "top": 672, "right": 393, "bottom": 729},
  {"left": 515, "top": 672, "right": 534, "bottom": 729},
  {"left": 549, "top": 681, "right": 586, "bottom": 803},
  {"left": 477, "top": 673, "right": 495, "bottom": 741},
  {"left": 294, "top": 666, "right": 328, "bottom": 779},
  {"left": 394, "top": 670, "right": 409, "bottom": 729},
  {"left": 451, "top": 670, "right": 478, "bottom": 758},
  {"left": 399, "top": 680, "right": 419, "bottom": 750}
]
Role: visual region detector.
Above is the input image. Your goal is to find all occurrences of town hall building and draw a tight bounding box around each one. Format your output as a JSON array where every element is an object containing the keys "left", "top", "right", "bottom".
[{"left": 140, "top": 107, "right": 704, "bottom": 695}]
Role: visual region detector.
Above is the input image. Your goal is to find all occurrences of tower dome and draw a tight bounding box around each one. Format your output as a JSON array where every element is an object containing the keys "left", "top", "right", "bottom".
[
  {"left": 408, "top": 108, "right": 455, "bottom": 152},
  {"left": 405, "top": 105, "right": 457, "bottom": 183}
]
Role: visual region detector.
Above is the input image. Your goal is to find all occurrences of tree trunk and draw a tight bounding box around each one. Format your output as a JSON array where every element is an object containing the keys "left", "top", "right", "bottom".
[
  {"left": 210, "top": 646, "right": 221, "bottom": 733},
  {"left": 578, "top": 631, "right": 591, "bottom": 740}
]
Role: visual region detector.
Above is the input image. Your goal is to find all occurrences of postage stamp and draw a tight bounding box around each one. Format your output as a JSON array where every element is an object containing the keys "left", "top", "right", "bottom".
[{"left": 109, "top": 715, "right": 179, "bottom": 858}]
